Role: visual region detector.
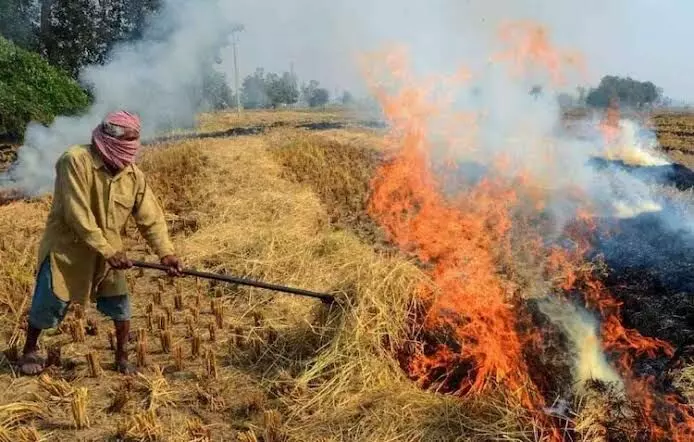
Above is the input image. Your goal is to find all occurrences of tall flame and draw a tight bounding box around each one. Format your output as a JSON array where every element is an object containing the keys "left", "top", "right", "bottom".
[{"left": 363, "top": 21, "right": 694, "bottom": 440}]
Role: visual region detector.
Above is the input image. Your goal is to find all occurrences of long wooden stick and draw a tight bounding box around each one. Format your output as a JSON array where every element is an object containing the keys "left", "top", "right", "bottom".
[{"left": 130, "top": 261, "right": 334, "bottom": 304}]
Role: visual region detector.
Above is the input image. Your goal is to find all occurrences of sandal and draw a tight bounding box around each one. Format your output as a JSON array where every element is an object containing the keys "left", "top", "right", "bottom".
[{"left": 18, "top": 352, "right": 46, "bottom": 376}]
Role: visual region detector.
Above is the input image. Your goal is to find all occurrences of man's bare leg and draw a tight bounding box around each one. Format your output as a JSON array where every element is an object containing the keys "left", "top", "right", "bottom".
[
  {"left": 114, "top": 319, "right": 137, "bottom": 374},
  {"left": 19, "top": 325, "right": 45, "bottom": 375}
]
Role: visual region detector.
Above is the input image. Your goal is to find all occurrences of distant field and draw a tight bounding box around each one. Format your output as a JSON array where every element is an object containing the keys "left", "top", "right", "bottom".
[{"left": 4, "top": 108, "right": 694, "bottom": 174}]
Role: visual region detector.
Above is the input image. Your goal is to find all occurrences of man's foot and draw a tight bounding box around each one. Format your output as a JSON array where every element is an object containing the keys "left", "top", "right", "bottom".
[
  {"left": 116, "top": 359, "right": 138, "bottom": 375},
  {"left": 18, "top": 352, "right": 45, "bottom": 376}
]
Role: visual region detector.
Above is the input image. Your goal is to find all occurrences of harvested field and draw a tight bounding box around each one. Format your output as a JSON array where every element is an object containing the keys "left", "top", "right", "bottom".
[
  {"left": 0, "top": 109, "right": 693, "bottom": 441},
  {"left": 0, "top": 123, "right": 524, "bottom": 441}
]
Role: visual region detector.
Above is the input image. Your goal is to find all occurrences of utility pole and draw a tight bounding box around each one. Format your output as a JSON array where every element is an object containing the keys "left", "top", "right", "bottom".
[
  {"left": 290, "top": 62, "right": 296, "bottom": 108},
  {"left": 230, "top": 24, "right": 245, "bottom": 117}
]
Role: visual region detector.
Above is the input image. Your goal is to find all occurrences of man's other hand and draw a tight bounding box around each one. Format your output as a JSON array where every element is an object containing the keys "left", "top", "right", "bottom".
[
  {"left": 108, "top": 251, "right": 133, "bottom": 270},
  {"left": 161, "top": 255, "right": 183, "bottom": 277}
]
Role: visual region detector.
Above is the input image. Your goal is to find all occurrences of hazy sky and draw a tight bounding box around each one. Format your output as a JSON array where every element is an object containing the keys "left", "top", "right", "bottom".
[{"left": 215, "top": 0, "right": 693, "bottom": 102}]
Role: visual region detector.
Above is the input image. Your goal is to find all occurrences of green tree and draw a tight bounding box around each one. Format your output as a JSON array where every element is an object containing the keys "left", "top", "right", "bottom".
[
  {"left": 201, "top": 69, "right": 234, "bottom": 110},
  {"left": 310, "top": 88, "right": 330, "bottom": 108},
  {"left": 0, "top": 36, "right": 89, "bottom": 141},
  {"left": 302, "top": 80, "right": 330, "bottom": 108},
  {"left": 241, "top": 68, "right": 268, "bottom": 109},
  {"left": 301, "top": 80, "right": 319, "bottom": 105},
  {"left": 266, "top": 71, "right": 299, "bottom": 108},
  {"left": 0, "top": 0, "right": 38, "bottom": 49},
  {"left": 1, "top": 0, "right": 163, "bottom": 77},
  {"left": 586, "top": 75, "right": 662, "bottom": 109},
  {"left": 341, "top": 90, "right": 354, "bottom": 106}
]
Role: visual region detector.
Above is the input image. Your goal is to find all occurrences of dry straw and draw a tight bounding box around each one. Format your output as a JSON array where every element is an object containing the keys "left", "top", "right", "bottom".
[
  {"left": 209, "top": 299, "right": 218, "bottom": 317},
  {"left": 233, "top": 326, "right": 246, "bottom": 350},
  {"left": 86, "top": 318, "right": 99, "bottom": 336},
  {"left": 117, "top": 410, "right": 162, "bottom": 441},
  {"left": 174, "top": 294, "right": 184, "bottom": 311},
  {"left": 158, "top": 313, "right": 168, "bottom": 331},
  {"left": 214, "top": 304, "right": 224, "bottom": 329},
  {"left": 262, "top": 409, "right": 285, "bottom": 442},
  {"left": 71, "top": 387, "right": 89, "bottom": 429},
  {"left": 6, "top": 123, "right": 676, "bottom": 440},
  {"left": 186, "top": 417, "right": 211, "bottom": 442},
  {"left": 173, "top": 344, "right": 184, "bottom": 371},
  {"left": 153, "top": 290, "right": 162, "bottom": 305},
  {"left": 108, "top": 387, "right": 131, "bottom": 414},
  {"left": 69, "top": 319, "right": 86, "bottom": 343},
  {"left": 208, "top": 323, "right": 216, "bottom": 342},
  {"left": 38, "top": 374, "right": 73, "bottom": 400},
  {"left": 204, "top": 349, "right": 218, "bottom": 380},
  {"left": 0, "top": 402, "right": 46, "bottom": 436},
  {"left": 86, "top": 351, "right": 102, "bottom": 378},
  {"left": 146, "top": 313, "right": 154, "bottom": 331},
  {"left": 164, "top": 306, "right": 174, "bottom": 325},
  {"left": 160, "top": 330, "right": 172, "bottom": 354},
  {"left": 137, "top": 366, "right": 176, "bottom": 411},
  {"left": 191, "top": 332, "right": 201, "bottom": 359},
  {"left": 190, "top": 306, "right": 200, "bottom": 323},
  {"left": 185, "top": 315, "right": 195, "bottom": 337},
  {"left": 73, "top": 305, "right": 84, "bottom": 320},
  {"left": 136, "top": 328, "right": 148, "bottom": 367}
]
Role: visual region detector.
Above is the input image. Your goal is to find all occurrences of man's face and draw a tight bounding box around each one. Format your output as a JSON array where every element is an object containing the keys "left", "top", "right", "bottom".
[
  {"left": 99, "top": 123, "right": 140, "bottom": 173},
  {"left": 103, "top": 122, "right": 139, "bottom": 142},
  {"left": 119, "top": 126, "right": 140, "bottom": 141}
]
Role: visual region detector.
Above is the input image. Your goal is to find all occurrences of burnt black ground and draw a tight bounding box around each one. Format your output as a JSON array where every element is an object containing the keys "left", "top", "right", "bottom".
[
  {"left": 585, "top": 157, "right": 694, "bottom": 352},
  {"left": 592, "top": 211, "right": 694, "bottom": 350},
  {"left": 588, "top": 157, "right": 694, "bottom": 191}
]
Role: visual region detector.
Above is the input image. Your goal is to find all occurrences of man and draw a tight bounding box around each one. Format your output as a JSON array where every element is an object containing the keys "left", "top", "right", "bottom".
[{"left": 19, "top": 110, "right": 183, "bottom": 376}]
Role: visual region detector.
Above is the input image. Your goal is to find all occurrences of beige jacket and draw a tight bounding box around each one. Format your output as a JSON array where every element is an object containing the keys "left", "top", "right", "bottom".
[{"left": 37, "top": 144, "right": 174, "bottom": 304}]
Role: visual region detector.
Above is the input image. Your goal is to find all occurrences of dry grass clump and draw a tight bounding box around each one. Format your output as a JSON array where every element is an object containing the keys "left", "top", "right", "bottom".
[
  {"left": 173, "top": 134, "right": 539, "bottom": 440},
  {"left": 0, "top": 198, "right": 51, "bottom": 344},
  {"left": 0, "top": 402, "right": 46, "bottom": 441},
  {"left": 136, "top": 367, "right": 177, "bottom": 411},
  {"left": 37, "top": 374, "right": 73, "bottom": 401},
  {"left": 269, "top": 131, "right": 383, "bottom": 241},
  {"left": 138, "top": 140, "right": 211, "bottom": 235},
  {"left": 116, "top": 409, "right": 163, "bottom": 442},
  {"left": 197, "top": 109, "right": 345, "bottom": 133},
  {"left": 674, "top": 365, "right": 694, "bottom": 404},
  {"left": 70, "top": 387, "right": 89, "bottom": 429}
]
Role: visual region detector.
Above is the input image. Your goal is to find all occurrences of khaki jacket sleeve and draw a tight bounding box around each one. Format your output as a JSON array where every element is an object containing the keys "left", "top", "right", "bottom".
[
  {"left": 57, "top": 153, "right": 117, "bottom": 259},
  {"left": 132, "top": 172, "right": 175, "bottom": 259}
]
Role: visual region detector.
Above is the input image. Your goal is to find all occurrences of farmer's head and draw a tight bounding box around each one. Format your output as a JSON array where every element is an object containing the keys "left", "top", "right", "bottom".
[{"left": 91, "top": 110, "right": 141, "bottom": 172}]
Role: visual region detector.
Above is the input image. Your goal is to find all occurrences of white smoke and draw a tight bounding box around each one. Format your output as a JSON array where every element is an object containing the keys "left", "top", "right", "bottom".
[
  {"left": 537, "top": 297, "right": 624, "bottom": 392},
  {"left": 1, "top": 0, "right": 237, "bottom": 194}
]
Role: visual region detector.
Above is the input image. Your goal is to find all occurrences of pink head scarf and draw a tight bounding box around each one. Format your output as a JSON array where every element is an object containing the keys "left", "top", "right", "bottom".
[{"left": 92, "top": 111, "right": 141, "bottom": 170}]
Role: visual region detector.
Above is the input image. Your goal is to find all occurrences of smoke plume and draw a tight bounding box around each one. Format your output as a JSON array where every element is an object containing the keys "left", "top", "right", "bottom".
[
  {"left": 1, "top": 0, "right": 237, "bottom": 194},
  {"left": 537, "top": 297, "right": 623, "bottom": 391}
]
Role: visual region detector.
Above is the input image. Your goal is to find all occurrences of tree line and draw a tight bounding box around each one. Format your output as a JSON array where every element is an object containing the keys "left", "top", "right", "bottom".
[
  {"left": 240, "top": 68, "right": 342, "bottom": 109},
  {"left": 0, "top": 1, "right": 355, "bottom": 141},
  {"left": 1, "top": 0, "right": 161, "bottom": 77},
  {"left": 556, "top": 75, "right": 667, "bottom": 109}
]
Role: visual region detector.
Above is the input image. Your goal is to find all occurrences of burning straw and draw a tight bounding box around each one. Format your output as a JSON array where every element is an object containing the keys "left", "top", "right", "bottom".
[{"left": 354, "top": 24, "right": 694, "bottom": 439}]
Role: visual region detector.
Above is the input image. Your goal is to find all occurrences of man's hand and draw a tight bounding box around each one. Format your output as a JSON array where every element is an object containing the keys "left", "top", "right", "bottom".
[
  {"left": 161, "top": 255, "right": 183, "bottom": 277},
  {"left": 108, "top": 251, "right": 133, "bottom": 270}
]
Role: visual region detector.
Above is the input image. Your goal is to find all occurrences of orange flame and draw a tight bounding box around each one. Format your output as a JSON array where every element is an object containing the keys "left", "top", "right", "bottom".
[{"left": 362, "top": 20, "right": 693, "bottom": 440}]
